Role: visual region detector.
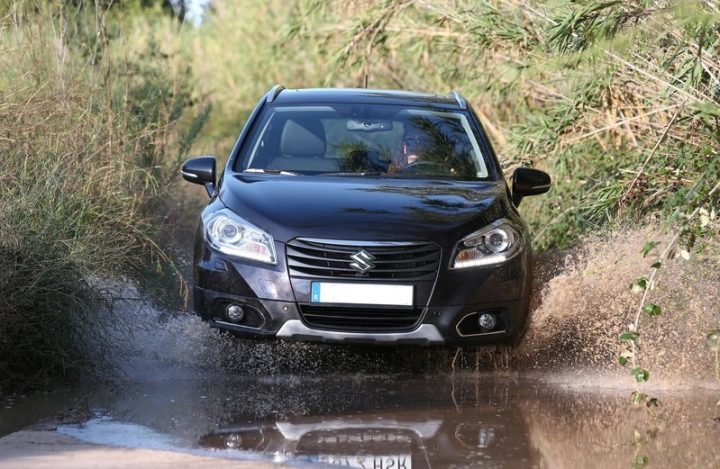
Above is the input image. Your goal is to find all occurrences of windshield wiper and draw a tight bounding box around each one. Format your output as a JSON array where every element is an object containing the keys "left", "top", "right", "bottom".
[
  {"left": 244, "top": 168, "right": 300, "bottom": 176},
  {"left": 318, "top": 171, "right": 386, "bottom": 177}
]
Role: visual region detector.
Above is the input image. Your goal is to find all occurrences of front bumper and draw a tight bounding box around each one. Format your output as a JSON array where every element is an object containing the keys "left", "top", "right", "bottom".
[
  {"left": 193, "top": 281, "right": 529, "bottom": 347},
  {"left": 192, "top": 232, "right": 531, "bottom": 346}
]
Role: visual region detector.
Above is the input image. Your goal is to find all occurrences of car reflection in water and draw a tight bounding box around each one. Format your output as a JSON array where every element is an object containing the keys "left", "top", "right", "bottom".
[{"left": 198, "top": 405, "right": 537, "bottom": 468}]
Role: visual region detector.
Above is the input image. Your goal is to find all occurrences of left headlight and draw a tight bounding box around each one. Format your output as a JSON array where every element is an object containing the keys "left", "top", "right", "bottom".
[
  {"left": 204, "top": 208, "right": 277, "bottom": 265},
  {"left": 451, "top": 219, "right": 524, "bottom": 269}
]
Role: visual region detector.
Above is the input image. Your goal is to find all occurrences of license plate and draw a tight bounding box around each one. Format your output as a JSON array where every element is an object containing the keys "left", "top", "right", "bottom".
[
  {"left": 313, "top": 454, "right": 412, "bottom": 469},
  {"left": 310, "top": 282, "right": 413, "bottom": 307}
]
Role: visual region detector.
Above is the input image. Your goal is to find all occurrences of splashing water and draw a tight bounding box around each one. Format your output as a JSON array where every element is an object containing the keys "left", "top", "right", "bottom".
[
  {"left": 109, "top": 297, "right": 448, "bottom": 382},
  {"left": 516, "top": 226, "right": 720, "bottom": 387}
]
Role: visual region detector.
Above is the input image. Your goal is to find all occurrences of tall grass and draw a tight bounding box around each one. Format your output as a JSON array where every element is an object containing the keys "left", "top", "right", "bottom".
[
  {"left": 2, "top": 0, "right": 717, "bottom": 391},
  {"left": 0, "top": 2, "right": 206, "bottom": 392}
]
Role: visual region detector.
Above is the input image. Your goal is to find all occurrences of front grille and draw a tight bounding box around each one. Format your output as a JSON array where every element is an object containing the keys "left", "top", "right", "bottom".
[
  {"left": 286, "top": 238, "right": 440, "bottom": 280},
  {"left": 298, "top": 304, "right": 424, "bottom": 331}
]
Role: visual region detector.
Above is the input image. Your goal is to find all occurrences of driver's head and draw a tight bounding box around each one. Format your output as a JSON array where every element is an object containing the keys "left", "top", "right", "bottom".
[{"left": 393, "top": 126, "right": 431, "bottom": 169}]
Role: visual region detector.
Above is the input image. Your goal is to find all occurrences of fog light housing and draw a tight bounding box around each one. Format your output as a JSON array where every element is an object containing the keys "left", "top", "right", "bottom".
[
  {"left": 477, "top": 313, "right": 496, "bottom": 330},
  {"left": 226, "top": 304, "right": 245, "bottom": 323}
]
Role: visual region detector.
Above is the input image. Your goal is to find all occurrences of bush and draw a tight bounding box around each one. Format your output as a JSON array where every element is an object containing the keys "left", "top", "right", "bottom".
[{"left": 0, "top": 2, "right": 205, "bottom": 392}]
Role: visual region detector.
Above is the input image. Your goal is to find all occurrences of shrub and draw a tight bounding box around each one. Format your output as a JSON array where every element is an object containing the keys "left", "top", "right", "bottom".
[{"left": 0, "top": 2, "right": 205, "bottom": 392}]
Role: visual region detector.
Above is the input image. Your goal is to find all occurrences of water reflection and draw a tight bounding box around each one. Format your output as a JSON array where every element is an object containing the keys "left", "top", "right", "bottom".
[
  {"left": 198, "top": 404, "right": 537, "bottom": 468},
  {"left": 2, "top": 372, "right": 719, "bottom": 468}
]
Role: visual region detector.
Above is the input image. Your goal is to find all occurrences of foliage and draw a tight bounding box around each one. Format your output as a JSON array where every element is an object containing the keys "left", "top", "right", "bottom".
[
  {"left": 0, "top": 1, "right": 205, "bottom": 392},
  {"left": 3, "top": 0, "right": 719, "bottom": 393}
]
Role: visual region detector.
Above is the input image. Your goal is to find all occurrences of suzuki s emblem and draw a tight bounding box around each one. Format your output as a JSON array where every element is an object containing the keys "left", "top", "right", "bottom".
[{"left": 350, "top": 249, "right": 376, "bottom": 273}]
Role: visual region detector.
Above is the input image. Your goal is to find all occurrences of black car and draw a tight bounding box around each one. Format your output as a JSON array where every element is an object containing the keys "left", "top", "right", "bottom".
[{"left": 181, "top": 86, "right": 550, "bottom": 346}]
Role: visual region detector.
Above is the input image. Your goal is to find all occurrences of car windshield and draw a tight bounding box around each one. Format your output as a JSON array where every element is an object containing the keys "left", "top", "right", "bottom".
[{"left": 237, "top": 104, "right": 491, "bottom": 180}]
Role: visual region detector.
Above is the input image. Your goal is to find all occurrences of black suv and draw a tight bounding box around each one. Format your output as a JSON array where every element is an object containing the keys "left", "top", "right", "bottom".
[{"left": 182, "top": 87, "right": 550, "bottom": 346}]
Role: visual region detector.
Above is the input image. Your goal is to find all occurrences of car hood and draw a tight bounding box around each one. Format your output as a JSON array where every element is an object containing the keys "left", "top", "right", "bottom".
[{"left": 219, "top": 174, "right": 512, "bottom": 246}]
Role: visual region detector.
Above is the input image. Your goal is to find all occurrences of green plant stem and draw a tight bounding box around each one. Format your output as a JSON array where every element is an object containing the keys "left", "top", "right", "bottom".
[
  {"left": 621, "top": 102, "right": 685, "bottom": 205},
  {"left": 629, "top": 181, "right": 720, "bottom": 375}
]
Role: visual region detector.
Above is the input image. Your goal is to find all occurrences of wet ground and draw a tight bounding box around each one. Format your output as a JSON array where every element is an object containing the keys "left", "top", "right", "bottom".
[
  {"left": 2, "top": 240, "right": 720, "bottom": 469},
  {"left": 2, "top": 358, "right": 719, "bottom": 468}
]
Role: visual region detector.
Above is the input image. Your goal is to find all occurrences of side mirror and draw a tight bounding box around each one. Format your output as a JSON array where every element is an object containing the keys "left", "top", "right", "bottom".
[
  {"left": 511, "top": 167, "right": 551, "bottom": 206},
  {"left": 182, "top": 156, "right": 217, "bottom": 198}
]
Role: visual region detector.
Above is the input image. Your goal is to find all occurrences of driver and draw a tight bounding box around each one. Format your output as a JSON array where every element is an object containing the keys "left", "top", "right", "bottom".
[{"left": 389, "top": 126, "right": 432, "bottom": 172}]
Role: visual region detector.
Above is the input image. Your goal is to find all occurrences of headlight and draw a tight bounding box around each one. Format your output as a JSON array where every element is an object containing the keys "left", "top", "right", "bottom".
[
  {"left": 204, "top": 209, "right": 277, "bottom": 265},
  {"left": 451, "top": 219, "right": 523, "bottom": 269}
]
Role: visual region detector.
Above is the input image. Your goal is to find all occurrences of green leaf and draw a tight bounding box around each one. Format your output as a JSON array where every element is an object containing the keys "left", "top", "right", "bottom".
[
  {"left": 631, "top": 367, "right": 650, "bottom": 382},
  {"left": 651, "top": 261, "right": 662, "bottom": 269},
  {"left": 618, "top": 350, "right": 633, "bottom": 367},
  {"left": 631, "top": 277, "right": 648, "bottom": 293},
  {"left": 641, "top": 241, "right": 660, "bottom": 257},
  {"left": 692, "top": 102, "right": 720, "bottom": 119},
  {"left": 619, "top": 331, "right": 639, "bottom": 342},
  {"left": 633, "top": 454, "right": 650, "bottom": 467},
  {"left": 631, "top": 391, "right": 647, "bottom": 405},
  {"left": 642, "top": 303, "right": 662, "bottom": 316}
]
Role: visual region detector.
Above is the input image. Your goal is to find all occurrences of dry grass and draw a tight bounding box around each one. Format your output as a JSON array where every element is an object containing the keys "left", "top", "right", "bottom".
[{"left": 0, "top": 3, "right": 206, "bottom": 392}]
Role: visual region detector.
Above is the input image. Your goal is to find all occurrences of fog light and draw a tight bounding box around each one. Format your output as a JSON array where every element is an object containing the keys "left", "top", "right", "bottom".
[
  {"left": 477, "top": 313, "right": 496, "bottom": 330},
  {"left": 226, "top": 304, "right": 245, "bottom": 323}
]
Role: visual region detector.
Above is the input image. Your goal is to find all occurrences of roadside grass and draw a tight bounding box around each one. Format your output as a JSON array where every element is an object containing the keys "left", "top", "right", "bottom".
[{"left": 0, "top": 3, "right": 206, "bottom": 393}]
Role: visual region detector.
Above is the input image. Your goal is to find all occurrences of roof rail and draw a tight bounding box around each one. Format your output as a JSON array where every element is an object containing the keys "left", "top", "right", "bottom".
[
  {"left": 267, "top": 85, "right": 285, "bottom": 103},
  {"left": 450, "top": 91, "right": 466, "bottom": 109}
]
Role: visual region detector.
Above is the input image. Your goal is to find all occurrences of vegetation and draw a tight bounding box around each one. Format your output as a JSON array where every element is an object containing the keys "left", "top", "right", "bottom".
[
  {"left": 191, "top": 0, "right": 719, "bottom": 395},
  {"left": 0, "top": 2, "right": 206, "bottom": 392}
]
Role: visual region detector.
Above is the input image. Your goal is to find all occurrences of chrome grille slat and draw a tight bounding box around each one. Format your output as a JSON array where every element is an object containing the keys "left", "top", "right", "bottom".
[{"left": 289, "top": 262, "right": 436, "bottom": 274}]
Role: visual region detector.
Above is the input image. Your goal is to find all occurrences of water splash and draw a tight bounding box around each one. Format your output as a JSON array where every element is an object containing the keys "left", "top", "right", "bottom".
[
  {"left": 516, "top": 226, "right": 720, "bottom": 386},
  {"left": 109, "top": 298, "right": 448, "bottom": 382}
]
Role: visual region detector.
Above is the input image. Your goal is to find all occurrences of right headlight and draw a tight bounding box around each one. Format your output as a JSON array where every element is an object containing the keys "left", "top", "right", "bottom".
[
  {"left": 451, "top": 219, "right": 524, "bottom": 269},
  {"left": 203, "top": 208, "right": 277, "bottom": 265}
]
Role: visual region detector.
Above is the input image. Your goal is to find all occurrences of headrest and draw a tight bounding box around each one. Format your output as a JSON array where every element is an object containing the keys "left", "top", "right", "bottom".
[{"left": 280, "top": 119, "right": 326, "bottom": 157}]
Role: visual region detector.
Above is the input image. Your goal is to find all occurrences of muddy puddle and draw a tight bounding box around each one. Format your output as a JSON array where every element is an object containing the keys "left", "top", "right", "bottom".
[{"left": 2, "top": 366, "right": 719, "bottom": 468}]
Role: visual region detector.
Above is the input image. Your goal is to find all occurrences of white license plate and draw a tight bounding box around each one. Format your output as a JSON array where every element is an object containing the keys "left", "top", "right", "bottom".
[
  {"left": 314, "top": 454, "right": 412, "bottom": 469},
  {"left": 310, "top": 282, "right": 414, "bottom": 307}
]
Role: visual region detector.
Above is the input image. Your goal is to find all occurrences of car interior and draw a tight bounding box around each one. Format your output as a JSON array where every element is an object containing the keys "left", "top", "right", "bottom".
[{"left": 267, "top": 118, "right": 341, "bottom": 172}]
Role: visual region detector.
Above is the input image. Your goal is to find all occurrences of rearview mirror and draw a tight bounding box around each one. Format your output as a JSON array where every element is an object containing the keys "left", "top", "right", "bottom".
[
  {"left": 346, "top": 119, "right": 393, "bottom": 131},
  {"left": 182, "top": 156, "right": 217, "bottom": 198},
  {"left": 511, "top": 167, "right": 551, "bottom": 206}
]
